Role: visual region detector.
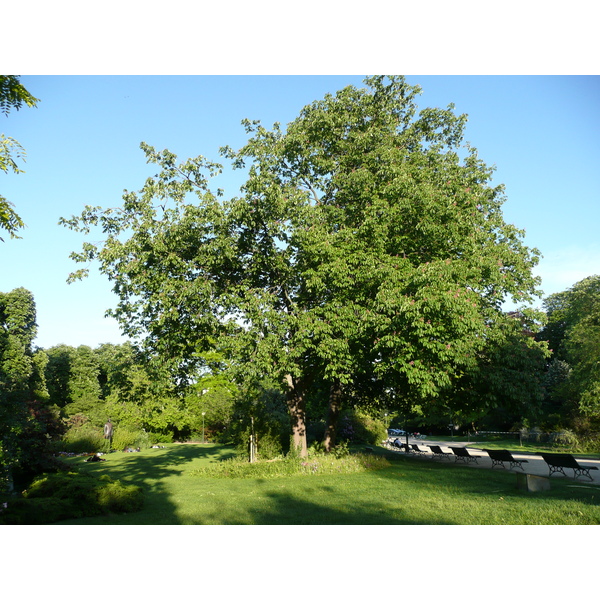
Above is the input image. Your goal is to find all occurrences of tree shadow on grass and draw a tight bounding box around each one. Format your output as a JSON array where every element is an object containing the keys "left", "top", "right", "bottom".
[
  {"left": 56, "top": 443, "right": 238, "bottom": 524},
  {"left": 54, "top": 445, "right": 600, "bottom": 525},
  {"left": 57, "top": 445, "right": 443, "bottom": 525},
  {"left": 232, "top": 485, "right": 448, "bottom": 525}
]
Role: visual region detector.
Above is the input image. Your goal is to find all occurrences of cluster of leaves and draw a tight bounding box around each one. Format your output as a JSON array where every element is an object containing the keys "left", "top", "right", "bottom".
[
  {"left": 0, "top": 470, "right": 143, "bottom": 524},
  {"left": 0, "top": 75, "right": 39, "bottom": 241}
]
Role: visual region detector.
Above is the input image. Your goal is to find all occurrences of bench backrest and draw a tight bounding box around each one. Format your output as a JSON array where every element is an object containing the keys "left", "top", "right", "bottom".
[
  {"left": 451, "top": 447, "right": 469, "bottom": 457},
  {"left": 429, "top": 445, "right": 445, "bottom": 454},
  {"left": 539, "top": 453, "right": 579, "bottom": 468},
  {"left": 485, "top": 449, "right": 514, "bottom": 460}
]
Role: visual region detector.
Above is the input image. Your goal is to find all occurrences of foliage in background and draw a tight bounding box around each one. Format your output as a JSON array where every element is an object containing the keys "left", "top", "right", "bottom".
[
  {"left": 229, "top": 383, "right": 290, "bottom": 460},
  {"left": 184, "top": 371, "right": 237, "bottom": 440},
  {"left": 539, "top": 275, "right": 600, "bottom": 432},
  {"left": 57, "top": 423, "right": 107, "bottom": 454},
  {"left": 44, "top": 341, "right": 190, "bottom": 442}
]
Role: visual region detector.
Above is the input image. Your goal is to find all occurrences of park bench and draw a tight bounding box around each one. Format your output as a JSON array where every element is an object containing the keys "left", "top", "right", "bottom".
[
  {"left": 538, "top": 452, "right": 599, "bottom": 482},
  {"left": 450, "top": 446, "right": 479, "bottom": 464},
  {"left": 410, "top": 444, "right": 428, "bottom": 455},
  {"left": 428, "top": 445, "right": 452, "bottom": 460},
  {"left": 484, "top": 449, "right": 528, "bottom": 471}
]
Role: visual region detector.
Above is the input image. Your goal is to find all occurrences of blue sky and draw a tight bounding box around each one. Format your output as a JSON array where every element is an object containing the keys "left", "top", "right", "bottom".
[{"left": 2, "top": 75, "right": 599, "bottom": 350}]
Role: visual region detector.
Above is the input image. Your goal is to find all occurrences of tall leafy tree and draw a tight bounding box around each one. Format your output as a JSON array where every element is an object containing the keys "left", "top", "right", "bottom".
[
  {"left": 0, "top": 288, "right": 60, "bottom": 491},
  {"left": 61, "top": 76, "right": 544, "bottom": 456},
  {"left": 45, "top": 344, "right": 77, "bottom": 408},
  {"left": 0, "top": 76, "right": 39, "bottom": 241},
  {"left": 94, "top": 342, "right": 138, "bottom": 400},
  {"left": 540, "top": 276, "right": 600, "bottom": 421}
]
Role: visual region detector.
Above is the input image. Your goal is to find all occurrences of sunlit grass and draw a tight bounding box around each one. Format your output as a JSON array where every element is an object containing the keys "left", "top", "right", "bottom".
[{"left": 54, "top": 443, "right": 600, "bottom": 525}]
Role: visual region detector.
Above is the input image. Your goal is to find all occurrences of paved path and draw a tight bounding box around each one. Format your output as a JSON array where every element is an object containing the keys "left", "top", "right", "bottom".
[{"left": 386, "top": 438, "right": 600, "bottom": 485}]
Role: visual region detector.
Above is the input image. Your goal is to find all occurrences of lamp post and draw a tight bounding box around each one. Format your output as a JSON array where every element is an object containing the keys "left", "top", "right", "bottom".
[{"left": 202, "top": 412, "right": 206, "bottom": 444}]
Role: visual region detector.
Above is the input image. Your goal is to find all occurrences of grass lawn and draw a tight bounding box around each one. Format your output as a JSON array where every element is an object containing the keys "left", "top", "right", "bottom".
[{"left": 53, "top": 442, "right": 600, "bottom": 525}]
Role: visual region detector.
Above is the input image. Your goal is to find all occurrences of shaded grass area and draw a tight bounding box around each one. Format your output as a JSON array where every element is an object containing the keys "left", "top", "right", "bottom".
[{"left": 49, "top": 443, "right": 600, "bottom": 525}]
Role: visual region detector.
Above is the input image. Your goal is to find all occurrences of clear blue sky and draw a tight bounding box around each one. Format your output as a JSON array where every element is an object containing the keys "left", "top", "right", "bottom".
[{"left": 2, "top": 75, "right": 599, "bottom": 349}]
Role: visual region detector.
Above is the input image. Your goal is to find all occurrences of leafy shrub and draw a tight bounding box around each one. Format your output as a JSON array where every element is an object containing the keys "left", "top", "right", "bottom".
[
  {"left": 95, "top": 476, "right": 145, "bottom": 513},
  {"left": 58, "top": 426, "right": 106, "bottom": 454},
  {"left": 555, "top": 429, "right": 600, "bottom": 453},
  {"left": 0, "top": 496, "right": 75, "bottom": 525},
  {"left": 338, "top": 411, "right": 388, "bottom": 445},
  {"left": 150, "top": 432, "right": 174, "bottom": 444},
  {"left": 0, "top": 471, "right": 143, "bottom": 524},
  {"left": 256, "top": 430, "right": 286, "bottom": 460},
  {"left": 306, "top": 420, "right": 326, "bottom": 445},
  {"left": 111, "top": 428, "right": 137, "bottom": 451},
  {"left": 134, "top": 429, "right": 150, "bottom": 449},
  {"left": 309, "top": 439, "right": 350, "bottom": 458}
]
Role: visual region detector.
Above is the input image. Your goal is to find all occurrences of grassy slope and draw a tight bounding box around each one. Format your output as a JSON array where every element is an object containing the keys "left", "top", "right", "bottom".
[{"left": 53, "top": 443, "right": 600, "bottom": 525}]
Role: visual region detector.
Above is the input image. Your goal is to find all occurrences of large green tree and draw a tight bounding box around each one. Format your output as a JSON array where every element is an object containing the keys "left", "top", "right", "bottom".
[
  {"left": 61, "top": 76, "right": 544, "bottom": 456},
  {"left": 0, "top": 288, "right": 61, "bottom": 492},
  {"left": 0, "top": 76, "right": 39, "bottom": 241}
]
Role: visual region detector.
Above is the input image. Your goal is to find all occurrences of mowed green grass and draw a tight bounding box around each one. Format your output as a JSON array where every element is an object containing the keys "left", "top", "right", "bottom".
[{"left": 56, "top": 443, "right": 600, "bottom": 525}]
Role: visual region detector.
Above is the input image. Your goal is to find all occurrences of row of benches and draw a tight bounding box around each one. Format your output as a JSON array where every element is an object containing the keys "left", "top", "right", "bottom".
[{"left": 388, "top": 440, "right": 599, "bottom": 481}]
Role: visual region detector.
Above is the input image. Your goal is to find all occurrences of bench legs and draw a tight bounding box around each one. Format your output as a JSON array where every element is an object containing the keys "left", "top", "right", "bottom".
[
  {"left": 431, "top": 453, "right": 452, "bottom": 460},
  {"left": 491, "top": 459, "right": 525, "bottom": 471},
  {"left": 547, "top": 464, "right": 568, "bottom": 478},
  {"left": 573, "top": 467, "right": 595, "bottom": 481},
  {"left": 547, "top": 464, "right": 595, "bottom": 481},
  {"left": 454, "top": 455, "right": 478, "bottom": 465}
]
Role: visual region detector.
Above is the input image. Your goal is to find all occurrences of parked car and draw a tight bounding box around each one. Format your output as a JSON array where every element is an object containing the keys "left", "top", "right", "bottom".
[{"left": 388, "top": 429, "right": 408, "bottom": 436}]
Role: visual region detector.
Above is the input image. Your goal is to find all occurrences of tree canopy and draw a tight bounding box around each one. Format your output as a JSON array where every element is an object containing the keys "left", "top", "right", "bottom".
[{"left": 61, "top": 76, "right": 546, "bottom": 455}]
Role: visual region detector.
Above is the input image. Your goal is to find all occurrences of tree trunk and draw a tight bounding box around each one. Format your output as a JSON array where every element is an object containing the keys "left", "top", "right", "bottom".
[
  {"left": 323, "top": 379, "right": 343, "bottom": 452},
  {"left": 285, "top": 374, "right": 308, "bottom": 458}
]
